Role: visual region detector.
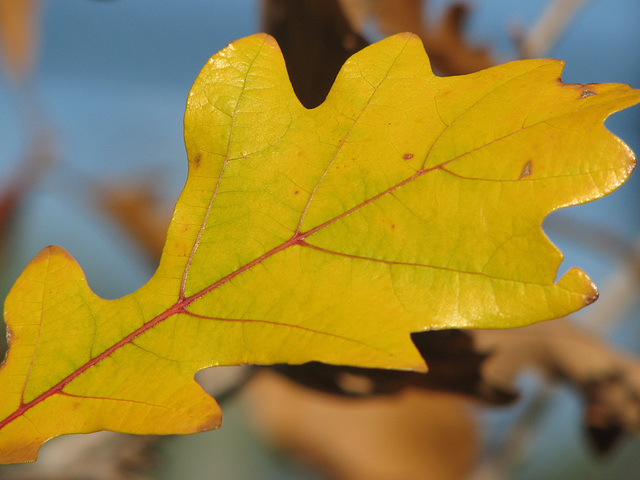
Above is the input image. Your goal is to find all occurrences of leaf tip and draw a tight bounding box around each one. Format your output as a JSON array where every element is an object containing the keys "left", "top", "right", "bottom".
[
  {"left": 0, "top": 441, "right": 39, "bottom": 465},
  {"left": 557, "top": 267, "right": 599, "bottom": 307},
  {"left": 233, "top": 32, "right": 279, "bottom": 54},
  {"left": 27, "top": 245, "right": 77, "bottom": 270},
  {"left": 394, "top": 31, "right": 417, "bottom": 40},
  {"left": 197, "top": 412, "right": 223, "bottom": 432}
]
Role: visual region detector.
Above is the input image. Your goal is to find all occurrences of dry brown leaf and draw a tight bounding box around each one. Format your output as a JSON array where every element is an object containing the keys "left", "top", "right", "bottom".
[
  {"left": 246, "top": 370, "right": 478, "bottom": 480},
  {"left": 0, "top": 0, "right": 39, "bottom": 82},
  {"left": 339, "top": 0, "right": 495, "bottom": 75},
  {"left": 98, "top": 183, "right": 170, "bottom": 262},
  {"left": 272, "top": 330, "right": 517, "bottom": 404}
]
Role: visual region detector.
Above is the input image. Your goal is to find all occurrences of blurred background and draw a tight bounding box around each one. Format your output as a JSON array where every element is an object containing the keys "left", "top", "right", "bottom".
[{"left": 0, "top": 1, "right": 639, "bottom": 479}]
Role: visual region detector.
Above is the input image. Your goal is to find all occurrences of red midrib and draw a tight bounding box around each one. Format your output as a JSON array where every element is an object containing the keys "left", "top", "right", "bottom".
[
  {"left": 0, "top": 233, "right": 299, "bottom": 431},
  {"left": 0, "top": 302, "right": 184, "bottom": 431},
  {"left": 0, "top": 165, "right": 436, "bottom": 432}
]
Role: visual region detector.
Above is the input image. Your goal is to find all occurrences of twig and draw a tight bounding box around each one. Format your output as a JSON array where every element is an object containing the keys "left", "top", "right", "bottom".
[{"left": 517, "top": 0, "right": 592, "bottom": 58}]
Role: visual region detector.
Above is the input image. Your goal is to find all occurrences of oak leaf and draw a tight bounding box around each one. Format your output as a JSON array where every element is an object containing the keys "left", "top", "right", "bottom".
[{"left": 1, "top": 33, "right": 639, "bottom": 463}]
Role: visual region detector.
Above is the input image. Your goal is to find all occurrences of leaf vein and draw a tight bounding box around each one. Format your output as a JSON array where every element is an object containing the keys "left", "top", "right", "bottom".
[
  {"left": 182, "top": 310, "right": 387, "bottom": 354},
  {"left": 180, "top": 37, "right": 269, "bottom": 299},
  {"left": 300, "top": 241, "right": 553, "bottom": 287}
]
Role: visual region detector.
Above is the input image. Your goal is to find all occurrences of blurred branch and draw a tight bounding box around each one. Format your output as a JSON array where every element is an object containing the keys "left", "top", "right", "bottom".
[
  {"left": 0, "top": 129, "right": 55, "bottom": 248},
  {"left": 515, "top": 0, "right": 591, "bottom": 58},
  {"left": 473, "top": 319, "right": 640, "bottom": 452},
  {"left": 261, "top": 0, "right": 369, "bottom": 108}
]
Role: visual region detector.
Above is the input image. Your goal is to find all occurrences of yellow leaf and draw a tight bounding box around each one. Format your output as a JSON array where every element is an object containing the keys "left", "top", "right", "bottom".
[{"left": 1, "top": 33, "right": 639, "bottom": 463}]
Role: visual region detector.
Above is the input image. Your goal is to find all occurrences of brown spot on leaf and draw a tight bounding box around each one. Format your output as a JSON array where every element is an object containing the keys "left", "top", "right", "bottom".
[
  {"left": 294, "top": 190, "right": 299, "bottom": 195},
  {"left": 402, "top": 153, "right": 414, "bottom": 160},
  {"left": 193, "top": 154, "right": 202, "bottom": 166},
  {"left": 580, "top": 90, "right": 597, "bottom": 99},
  {"left": 519, "top": 160, "right": 532, "bottom": 179}
]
